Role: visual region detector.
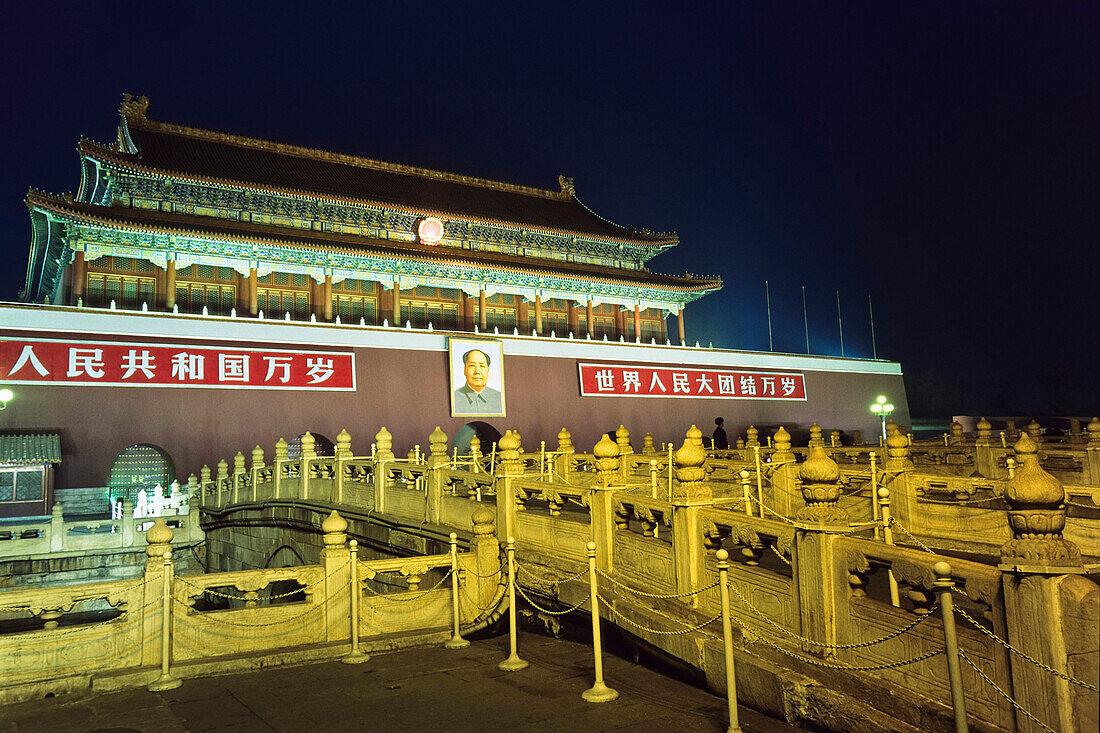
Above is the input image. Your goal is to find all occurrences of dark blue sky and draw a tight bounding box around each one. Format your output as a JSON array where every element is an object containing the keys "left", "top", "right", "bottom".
[{"left": 3, "top": 2, "right": 1097, "bottom": 415}]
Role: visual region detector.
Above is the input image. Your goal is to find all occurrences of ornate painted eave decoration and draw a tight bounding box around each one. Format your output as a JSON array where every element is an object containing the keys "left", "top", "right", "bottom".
[{"left": 27, "top": 191, "right": 721, "bottom": 310}]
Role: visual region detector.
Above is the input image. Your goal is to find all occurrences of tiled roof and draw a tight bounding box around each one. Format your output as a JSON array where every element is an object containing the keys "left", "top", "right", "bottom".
[
  {"left": 0, "top": 434, "right": 62, "bottom": 464},
  {"left": 29, "top": 192, "right": 721, "bottom": 294},
  {"left": 85, "top": 97, "right": 677, "bottom": 247}
]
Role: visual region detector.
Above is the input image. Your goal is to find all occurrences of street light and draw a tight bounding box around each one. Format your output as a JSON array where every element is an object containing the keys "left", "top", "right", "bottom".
[
  {"left": 0, "top": 388, "right": 12, "bottom": 410},
  {"left": 870, "top": 395, "right": 894, "bottom": 440}
]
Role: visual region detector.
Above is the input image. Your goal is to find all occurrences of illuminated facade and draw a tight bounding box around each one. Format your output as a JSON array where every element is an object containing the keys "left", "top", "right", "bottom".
[{"left": 23, "top": 95, "right": 720, "bottom": 342}]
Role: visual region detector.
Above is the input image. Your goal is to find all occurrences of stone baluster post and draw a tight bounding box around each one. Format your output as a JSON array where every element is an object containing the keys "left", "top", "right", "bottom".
[
  {"left": 949, "top": 420, "right": 965, "bottom": 446},
  {"left": 186, "top": 474, "right": 198, "bottom": 511},
  {"left": 829, "top": 429, "right": 841, "bottom": 448},
  {"left": 1005, "top": 420, "right": 1018, "bottom": 442},
  {"left": 200, "top": 465, "right": 213, "bottom": 508},
  {"left": 770, "top": 426, "right": 799, "bottom": 518},
  {"left": 426, "top": 426, "right": 450, "bottom": 523},
  {"left": 216, "top": 459, "right": 228, "bottom": 507},
  {"left": 1068, "top": 417, "right": 1083, "bottom": 444},
  {"left": 881, "top": 427, "right": 916, "bottom": 526},
  {"left": 1026, "top": 419, "right": 1041, "bottom": 443},
  {"left": 471, "top": 507, "right": 500, "bottom": 608},
  {"left": 792, "top": 445, "right": 849, "bottom": 654},
  {"left": 641, "top": 432, "right": 656, "bottom": 455},
  {"left": 300, "top": 432, "right": 316, "bottom": 500},
  {"left": 746, "top": 425, "right": 760, "bottom": 450},
  {"left": 374, "top": 427, "right": 394, "bottom": 513},
  {"left": 232, "top": 451, "right": 245, "bottom": 504},
  {"left": 974, "top": 417, "right": 995, "bottom": 478},
  {"left": 469, "top": 435, "right": 482, "bottom": 478},
  {"left": 49, "top": 502, "right": 64, "bottom": 552},
  {"left": 999, "top": 433, "right": 1096, "bottom": 733},
  {"left": 1085, "top": 418, "right": 1100, "bottom": 485},
  {"left": 335, "top": 429, "right": 352, "bottom": 504},
  {"left": 319, "top": 511, "right": 352, "bottom": 642},
  {"left": 121, "top": 499, "right": 136, "bottom": 546},
  {"left": 670, "top": 425, "right": 713, "bottom": 608},
  {"left": 273, "top": 438, "right": 288, "bottom": 499},
  {"left": 250, "top": 446, "right": 264, "bottom": 501},
  {"left": 141, "top": 518, "right": 174, "bottom": 668},
  {"left": 590, "top": 434, "right": 622, "bottom": 573},
  {"left": 555, "top": 427, "right": 575, "bottom": 482},
  {"left": 615, "top": 424, "right": 632, "bottom": 483},
  {"left": 808, "top": 422, "right": 825, "bottom": 449},
  {"left": 493, "top": 430, "right": 524, "bottom": 542}
]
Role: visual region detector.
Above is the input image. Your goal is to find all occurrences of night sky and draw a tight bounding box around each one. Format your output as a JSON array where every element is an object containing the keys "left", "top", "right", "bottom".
[{"left": 2, "top": 2, "right": 1097, "bottom": 418}]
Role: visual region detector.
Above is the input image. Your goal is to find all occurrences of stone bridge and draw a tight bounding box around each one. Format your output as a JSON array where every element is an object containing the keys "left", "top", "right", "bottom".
[{"left": 3, "top": 423, "right": 1098, "bottom": 733}]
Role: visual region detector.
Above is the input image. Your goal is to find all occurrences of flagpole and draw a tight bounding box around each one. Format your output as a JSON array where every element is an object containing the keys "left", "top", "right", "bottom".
[
  {"left": 802, "top": 285, "right": 809, "bottom": 354},
  {"left": 869, "top": 294, "right": 877, "bottom": 359},
  {"left": 765, "top": 280, "right": 773, "bottom": 351},
  {"left": 836, "top": 290, "right": 844, "bottom": 358}
]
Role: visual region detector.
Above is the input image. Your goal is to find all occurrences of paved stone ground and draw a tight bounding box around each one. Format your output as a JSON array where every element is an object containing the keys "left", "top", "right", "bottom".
[{"left": 1, "top": 634, "right": 799, "bottom": 732}]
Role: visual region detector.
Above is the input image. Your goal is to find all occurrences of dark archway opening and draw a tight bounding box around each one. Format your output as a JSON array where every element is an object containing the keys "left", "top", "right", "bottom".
[
  {"left": 287, "top": 433, "right": 335, "bottom": 459},
  {"left": 453, "top": 422, "right": 503, "bottom": 457}
]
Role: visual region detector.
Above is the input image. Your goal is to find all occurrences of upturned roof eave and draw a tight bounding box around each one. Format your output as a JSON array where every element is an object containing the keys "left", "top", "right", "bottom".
[
  {"left": 28, "top": 192, "right": 720, "bottom": 297},
  {"left": 78, "top": 139, "right": 679, "bottom": 251}
]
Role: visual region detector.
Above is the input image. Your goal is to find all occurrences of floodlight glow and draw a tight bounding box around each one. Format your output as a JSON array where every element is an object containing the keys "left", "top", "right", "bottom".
[
  {"left": 876, "top": 395, "right": 887, "bottom": 404},
  {"left": 870, "top": 404, "right": 882, "bottom": 413},
  {"left": 0, "top": 388, "right": 11, "bottom": 409},
  {"left": 884, "top": 404, "right": 894, "bottom": 413}
]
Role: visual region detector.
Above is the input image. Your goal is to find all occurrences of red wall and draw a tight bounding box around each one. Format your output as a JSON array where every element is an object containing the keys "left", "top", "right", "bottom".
[{"left": 1, "top": 319, "right": 908, "bottom": 488}]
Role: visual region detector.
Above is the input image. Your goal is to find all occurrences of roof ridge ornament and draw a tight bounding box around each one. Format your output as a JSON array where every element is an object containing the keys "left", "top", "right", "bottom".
[
  {"left": 558, "top": 175, "right": 575, "bottom": 197},
  {"left": 119, "top": 93, "right": 150, "bottom": 120}
]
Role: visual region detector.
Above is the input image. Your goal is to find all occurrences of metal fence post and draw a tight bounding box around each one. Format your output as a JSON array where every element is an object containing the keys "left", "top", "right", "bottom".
[
  {"left": 716, "top": 549, "right": 743, "bottom": 732},
  {"left": 342, "top": 539, "right": 368, "bottom": 663},
  {"left": 498, "top": 537, "right": 528, "bottom": 671},
  {"left": 445, "top": 532, "right": 470, "bottom": 649},
  {"left": 934, "top": 561, "right": 968, "bottom": 732},
  {"left": 148, "top": 550, "right": 181, "bottom": 691},
  {"left": 581, "top": 541, "right": 617, "bottom": 702}
]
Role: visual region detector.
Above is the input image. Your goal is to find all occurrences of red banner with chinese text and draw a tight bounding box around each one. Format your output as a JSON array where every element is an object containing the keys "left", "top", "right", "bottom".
[
  {"left": 578, "top": 362, "right": 805, "bottom": 400},
  {"left": 0, "top": 339, "right": 355, "bottom": 390}
]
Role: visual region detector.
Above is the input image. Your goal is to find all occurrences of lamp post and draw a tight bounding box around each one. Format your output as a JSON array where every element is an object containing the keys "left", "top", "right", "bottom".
[{"left": 870, "top": 395, "right": 894, "bottom": 440}]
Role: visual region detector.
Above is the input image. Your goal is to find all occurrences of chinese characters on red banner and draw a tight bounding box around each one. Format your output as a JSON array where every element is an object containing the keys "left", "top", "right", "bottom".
[
  {"left": 0, "top": 340, "right": 355, "bottom": 390},
  {"left": 578, "top": 363, "right": 806, "bottom": 400}
]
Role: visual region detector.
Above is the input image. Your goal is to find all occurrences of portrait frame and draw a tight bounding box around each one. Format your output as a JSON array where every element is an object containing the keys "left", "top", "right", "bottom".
[{"left": 448, "top": 337, "right": 506, "bottom": 418}]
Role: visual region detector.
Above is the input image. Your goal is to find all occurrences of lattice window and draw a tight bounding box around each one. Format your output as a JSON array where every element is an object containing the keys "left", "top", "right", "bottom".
[
  {"left": 176, "top": 282, "right": 236, "bottom": 315},
  {"left": 0, "top": 467, "right": 45, "bottom": 503},
  {"left": 334, "top": 295, "right": 377, "bottom": 323},
  {"left": 292, "top": 274, "right": 308, "bottom": 287},
  {"left": 85, "top": 273, "right": 155, "bottom": 309}
]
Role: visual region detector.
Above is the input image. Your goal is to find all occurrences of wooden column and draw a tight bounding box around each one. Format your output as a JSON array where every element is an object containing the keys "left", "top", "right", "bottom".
[
  {"left": 393, "top": 281, "right": 402, "bottom": 326},
  {"left": 534, "top": 297, "right": 543, "bottom": 335},
  {"left": 323, "top": 273, "right": 333, "bottom": 321},
  {"left": 478, "top": 289, "right": 487, "bottom": 330},
  {"left": 518, "top": 299, "right": 530, "bottom": 333},
  {"left": 633, "top": 304, "right": 642, "bottom": 342},
  {"left": 677, "top": 308, "right": 685, "bottom": 344},
  {"left": 586, "top": 299, "right": 594, "bottom": 337},
  {"left": 248, "top": 267, "right": 258, "bottom": 316},
  {"left": 71, "top": 250, "right": 86, "bottom": 305},
  {"left": 568, "top": 302, "right": 579, "bottom": 336},
  {"left": 164, "top": 259, "right": 176, "bottom": 311}
]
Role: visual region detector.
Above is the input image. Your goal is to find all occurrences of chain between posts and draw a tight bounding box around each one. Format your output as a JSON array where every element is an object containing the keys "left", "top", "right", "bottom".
[
  {"left": 745, "top": 627, "right": 945, "bottom": 671},
  {"left": 173, "top": 594, "right": 326, "bottom": 627},
  {"left": 597, "top": 569, "right": 719, "bottom": 600},
  {"left": 770, "top": 544, "right": 792, "bottom": 566},
  {"left": 515, "top": 583, "right": 591, "bottom": 616},
  {"left": 464, "top": 555, "right": 506, "bottom": 579},
  {"left": 959, "top": 652, "right": 1058, "bottom": 733},
  {"left": 953, "top": 605, "right": 1100, "bottom": 691},
  {"left": 918, "top": 495, "right": 1004, "bottom": 506},
  {"left": 889, "top": 517, "right": 938, "bottom": 554},
  {"left": 726, "top": 579, "right": 936, "bottom": 649},
  {"left": 517, "top": 562, "right": 588, "bottom": 586},
  {"left": 596, "top": 592, "right": 722, "bottom": 636}
]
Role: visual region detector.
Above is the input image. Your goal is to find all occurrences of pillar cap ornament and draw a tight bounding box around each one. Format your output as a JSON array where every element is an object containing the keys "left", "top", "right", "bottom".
[
  {"left": 672, "top": 426, "right": 711, "bottom": 503},
  {"left": 429, "top": 426, "right": 448, "bottom": 455},
  {"left": 808, "top": 422, "right": 823, "bottom": 447},
  {"left": 322, "top": 510, "right": 348, "bottom": 547},
  {"left": 796, "top": 445, "right": 847, "bottom": 524},
  {"left": 251, "top": 445, "right": 265, "bottom": 468},
  {"left": 471, "top": 506, "right": 496, "bottom": 536},
  {"left": 145, "top": 517, "right": 173, "bottom": 564},
  {"left": 557, "top": 427, "right": 574, "bottom": 454},
  {"left": 1087, "top": 417, "right": 1100, "bottom": 444},
  {"left": 1001, "top": 433, "right": 1081, "bottom": 568},
  {"left": 772, "top": 426, "right": 793, "bottom": 460},
  {"left": 336, "top": 429, "right": 352, "bottom": 458},
  {"left": 374, "top": 427, "right": 394, "bottom": 460},
  {"left": 641, "top": 432, "right": 655, "bottom": 455},
  {"left": 746, "top": 425, "right": 760, "bottom": 448},
  {"left": 301, "top": 432, "right": 317, "bottom": 459},
  {"left": 976, "top": 417, "right": 992, "bottom": 443}
]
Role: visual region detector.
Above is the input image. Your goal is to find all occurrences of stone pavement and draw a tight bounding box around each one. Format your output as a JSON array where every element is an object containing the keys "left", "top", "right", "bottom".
[{"left": 0, "top": 633, "right": 799, "bottom": 732}]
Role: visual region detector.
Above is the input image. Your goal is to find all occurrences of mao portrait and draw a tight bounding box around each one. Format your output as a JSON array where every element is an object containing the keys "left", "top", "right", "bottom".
[{"left": 449, "top": 338, "right": 505, "bottom": 417}]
